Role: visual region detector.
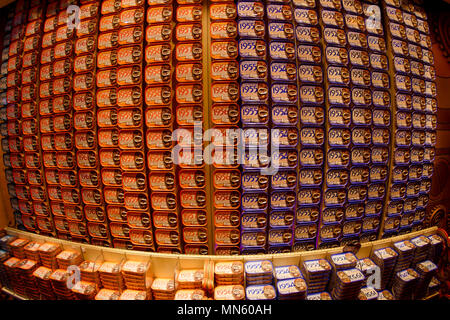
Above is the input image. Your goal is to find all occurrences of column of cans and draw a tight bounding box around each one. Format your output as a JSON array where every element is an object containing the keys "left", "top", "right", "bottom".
[
  {"left": 291, "top": 1, "right": 324, "bottom": 252},
  {"left": 209, "top": 1, "right": 241, "bottom": 256},
  {"left": 39, "top": 0, "right": 78, "bottom": 240},
  {"left": 22, "top": 1, "right": 56, "bottom": 237},
  {"left": 19, "top": 2, "right": 45, "bottom": 234},
  {"left": 409, "top": 4, "right": 437, "bottom": 232},
  {"left": 5, "top": 4, "right": 32, "bottom": 230},
  {"left": 291, "top": 0, "right": 328, "bottom": 250},
  {"left": 97, "top": 1, "right": 155, "bottom": 251},
  {"left": 399, "top": 1, "right": 435, "bottom": 233},
  {"left": 340, "top": 1, "right": 384, "bottom": 245},
  {"left": 323, "top": 0, "right": 361, "bottom": 247},
  {"left": 94, "top": 1, "right": 132, "bottom": 248},
  {"left": 332, "top": 1, "right": 363, "bottom": 242},
  {"left": 237, "top": 1, "right": 270, "bottom": 255},
  {"left": 357, "top": 0, "right": 390, "bottom": 243},
  {"left": 387, "top": 0, "right": 419, "bottom": 236},
  {"left": 380, "top": 0, "right": 410, "bottom": 237},
  {"left": 0, "top": 5, "right": 23, "bottom": 230},
  {"left": 172, "top": 0, "right": 208, "bottom": 254},
  {"left": 96, "top": 1, "right": 122, "bottom": 246},
  {"left": 382, "top": 0, "right": 435, "bottom": 237},
  {"left": 144, "top": 0, "right": 178, "bottom": 254},
  {"left": 143, "top": 1, "right": 178, "bottom": 253},
  {"left": 72, "top": 1, "right": 102, "bottom": 245},
  {"left": 265, "top": 2, "right": 298, "bottom": 254},
  {"left": 320, "top": 0, "right": 358, "bottom": 250}
]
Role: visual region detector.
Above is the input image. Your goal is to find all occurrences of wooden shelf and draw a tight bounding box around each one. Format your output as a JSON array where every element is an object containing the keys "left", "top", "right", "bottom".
[
  {"left": 422, "top": 292, "right": 440, "bottom": 300},
  {"left": 0, "top": 284, "right": 441, "bottom": 301},
  {"left": 1, "top": 287, "right": 28, "bottom": 300},
  {"left": 0, "top": 224, "right": 442, "bottom": 302},
  {"left": 4, "top": 226, "right": 439, "bottom": 278},
  {"left": 0, "top": 0, "right": 13, "bottom": 9}
]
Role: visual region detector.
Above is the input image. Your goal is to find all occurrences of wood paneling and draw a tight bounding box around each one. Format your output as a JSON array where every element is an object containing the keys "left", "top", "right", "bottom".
[
  {"left": 430, "top": 25, "right": 450, "bottom": 221},
  {"left": 0, "top": 2, "right": 12, "bottom": 229},
  {"left": 0, "top": 0, "right": 13, "bottom": 9},
  {"left": 0, "top": 153, "right": 13, "bottom": 229}
]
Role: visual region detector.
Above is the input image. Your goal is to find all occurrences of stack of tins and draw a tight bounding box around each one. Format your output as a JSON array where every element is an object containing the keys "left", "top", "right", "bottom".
[
  {"left": 381, "top": 0, "right": 437, "bottom": 237},
  {"left": 0, "top": 5, "right": 23, "bottom": 230},
  {"left": 0, "top": 0, "right": 441, "bottom": 254},
  {"left": 3, "top": 1, "right": 49, "bottom": 234},
  {"left": 236, "top": 1, "right": 270, "bottom": 255},
  {"left": 210, "top": 1, "right": 241, "bottom": 255},
  {"left": 145, "top": 0, "right": 179, "bottom": 254},
  {"left": 38, "top": 0, "right": 78, "bottom": 239},
  {"left": 169, "top": 0, "right": 208, "bottom": 254},
  {"left": 72, "top": 0, "right": 104, "bottom": 245}
]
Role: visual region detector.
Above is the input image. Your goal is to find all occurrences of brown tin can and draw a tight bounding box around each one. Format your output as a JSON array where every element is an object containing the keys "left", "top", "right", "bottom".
[
  {"left": 127, "top": 211, "right": 152, "bottom": 229},
  {"left": 124, "top": 192, "right": 149, "bottom": 211},
  {"left": 120, "top": 151, "right": 145, "bottom": 170},
  {"left": 149, "top": 172, "right": 175, "bottom": 191},
  {"left": 87, "top": 221, "right": 109, "bottom": 239},
  {"left": 74, "top": 92, "right": 95, "bottom": 111},
  {"left": 130, "top": 229, "right": 154, "bottom": 246},
  {"left": 81, "top": 188, "right": 103, "bottom": 206},
  {"left": 107, "top": 205, "right": 128, "bottom": 223},
  {"left": 182, "top": 209, "right": 208, "bottom": 227},
  {"left": 183, "top": 227, "right": 208, "bottom": 244},
  {"left": 153, "top": 211, "right": 178, "bottom": 229},
  {"left": 101, "top": 168, "right": 123, "bottom": 186},
  {"left": 66, "top": 205, "right": 85, "bottom": 222},
  {"left": 154, "top": 229, "right": 178, "bottom": 247},
  {"left": 118, "top": 108, "right": 143, "bottom": 128},
  {"left": 76, "top": 150, "right": 98, "bottom": 169}
]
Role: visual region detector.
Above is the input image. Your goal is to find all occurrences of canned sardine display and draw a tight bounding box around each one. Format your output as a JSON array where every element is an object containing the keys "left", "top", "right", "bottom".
[{"left": 0, "top": 0, "right": 441, "bottom": 262}]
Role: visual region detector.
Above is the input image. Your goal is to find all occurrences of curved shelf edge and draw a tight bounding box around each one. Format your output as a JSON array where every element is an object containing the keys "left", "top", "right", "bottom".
[
  {"left": 0, "top": 283, "right": 441, "bottom": 301},
  {"left": 422, "top": 292, "right": 440, "bottom": 300},
  {"left": 4, "top": 226, "right": 439, "bottom": 279},
  {"left": 0, "top": 225, "right": 442, "bottom": 300},
  {"left": 1, "top": 287, "right": 29, "bottom": 300},
  {"left": 0, "top": 0, "right": 14, "bottom": 9},
  {"left": 5, "top": 226, "right": 439, "bottom": 260}
]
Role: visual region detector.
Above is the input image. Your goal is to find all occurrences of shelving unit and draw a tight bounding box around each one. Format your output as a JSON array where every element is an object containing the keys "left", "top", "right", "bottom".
[
  {"left": 0, "top": 0, "right": 13, "bottom": 8},
  {"left": 423, "top": 292, "right": 440, "bottom": 300},
  {"left": 1, "top": 226, "right": 443, "bottom": 300},
  {"left": 3, "top": 226, "right": 439, "bottom": 278},
  {"left": 0, "top": 0, "right": 449, "bottom": 300},
  {"left": 0, "top": 285, "right": 440, "bottom": 301},
  {"left": 1, "top": 287, "right": 28, "bottom": 300}
]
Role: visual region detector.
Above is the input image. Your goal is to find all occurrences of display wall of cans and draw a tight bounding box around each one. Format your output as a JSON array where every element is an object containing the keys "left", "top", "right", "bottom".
[{"left": 0, "top": 0, "right": 440, "bottom": 255}]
